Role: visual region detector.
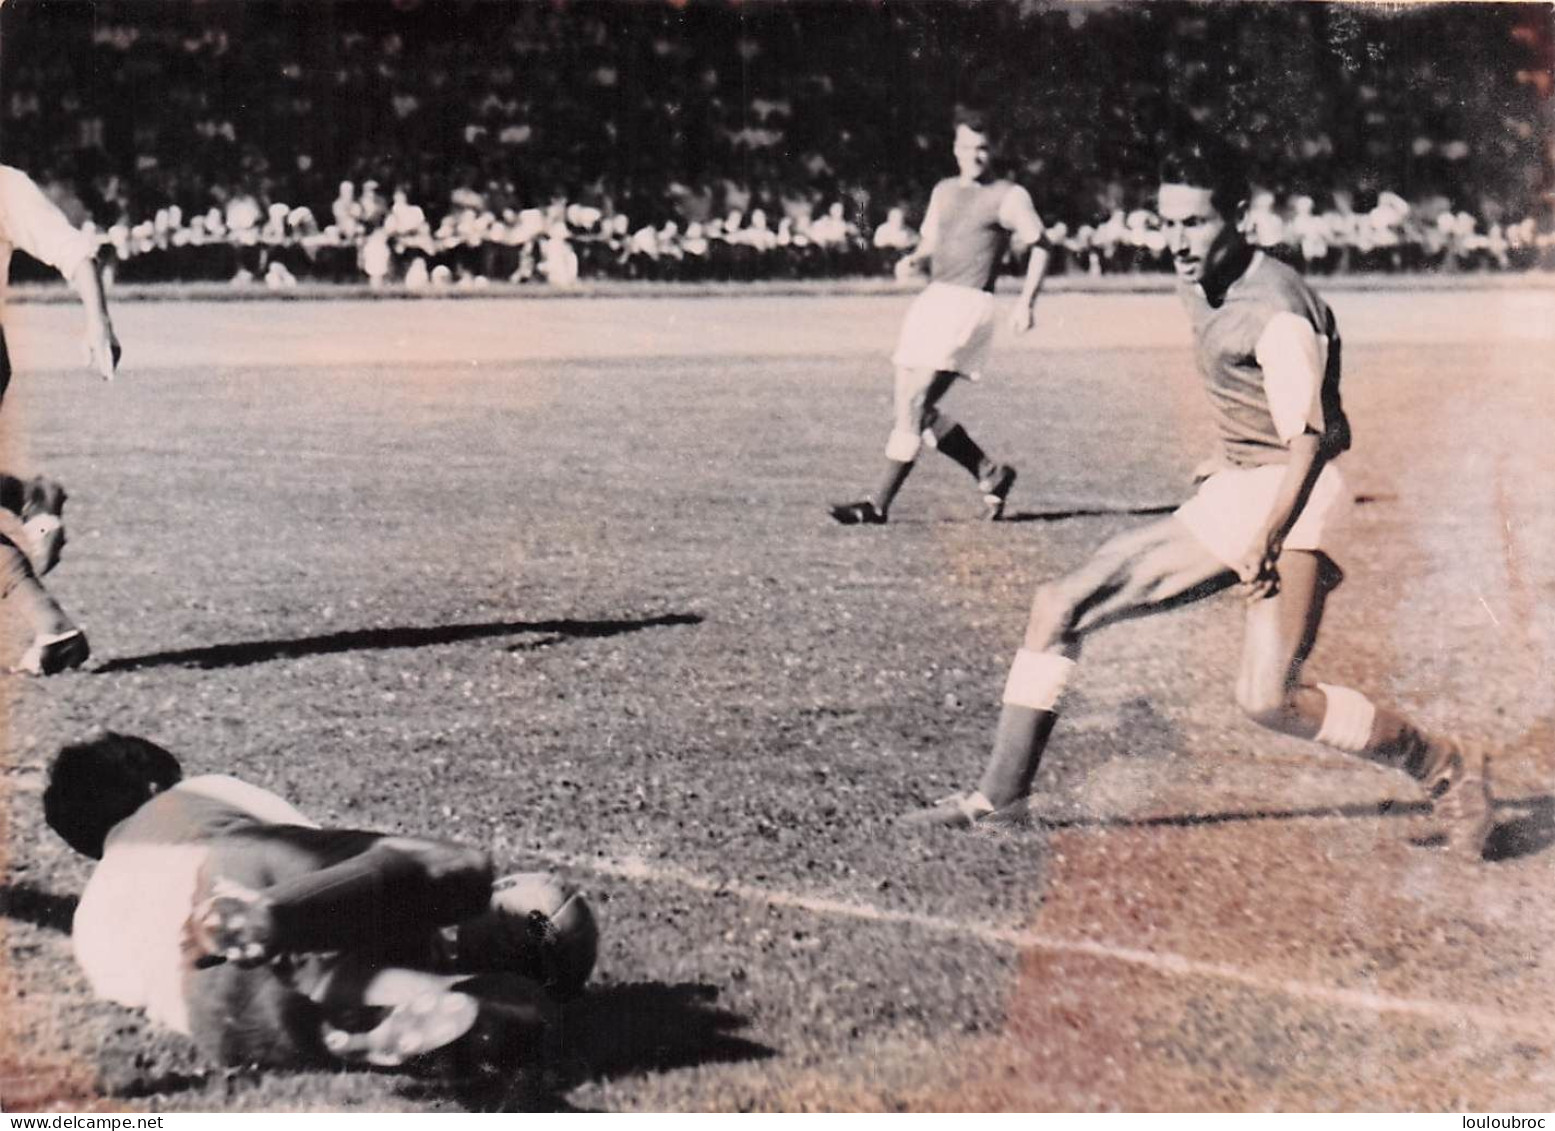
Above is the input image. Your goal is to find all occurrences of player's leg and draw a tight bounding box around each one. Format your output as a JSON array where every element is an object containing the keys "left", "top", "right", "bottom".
[
  {"left": 0, "top": 473, "right": 69, "bottom": 575},
  {"left": 0, "top": 533, "right": 88, "bottom": 675},
  {"left": 184, "top": 948, "right": 547, "bottom": 1070},
  {"left": 1237, "top": 550, "right": 1492, "bottom": 857},
  {"left": 186, "top": 830, "right": 551, "bottom": 1070},
  {"left": 308, "top": 961, "right": 552, "bottom": 1070},
  {"left": 923, "top": 408, "right": 1017, "bottom": 521},
  {"left": 830, "top": 366, "right": 954, "bottom": 524},
  {"left": 905, "top": 517, "right": 1235, "bottom": 825},
  {"left": 0, "top": 326, "right": 11, "bottom": 403}
]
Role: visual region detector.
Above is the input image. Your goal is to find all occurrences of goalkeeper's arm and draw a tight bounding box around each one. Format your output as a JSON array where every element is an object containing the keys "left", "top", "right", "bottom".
[{"left": 189, "top": 830, "right": 494, "bottom": 964}]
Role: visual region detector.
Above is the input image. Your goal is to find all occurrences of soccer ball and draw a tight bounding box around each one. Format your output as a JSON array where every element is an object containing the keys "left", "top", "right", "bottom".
[{"left": 457, "top": 871, "right": 600, "bottom": 998}]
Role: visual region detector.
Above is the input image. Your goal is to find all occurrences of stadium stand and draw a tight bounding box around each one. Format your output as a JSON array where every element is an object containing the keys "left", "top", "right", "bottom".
[{"left": 2, "top": 0, "right": 1550, "bottom": 285}]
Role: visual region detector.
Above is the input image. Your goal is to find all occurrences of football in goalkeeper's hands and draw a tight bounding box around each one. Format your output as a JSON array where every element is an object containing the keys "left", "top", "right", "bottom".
[{"left": 457, "top": 872, "right": 599, "bottom": 998}]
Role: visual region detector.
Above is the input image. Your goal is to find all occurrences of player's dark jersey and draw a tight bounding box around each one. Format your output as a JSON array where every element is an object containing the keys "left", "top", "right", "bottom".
[
  {"left": 930, "top": 178, "right": 1019, "bottom": 293},
  {"left": 1180, "top": 253, "right": 1351, "bottom": 469}
]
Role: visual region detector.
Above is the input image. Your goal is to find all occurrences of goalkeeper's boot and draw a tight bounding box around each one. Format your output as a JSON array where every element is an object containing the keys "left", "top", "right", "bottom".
[{"left": 322, "top": 990, "right": 482, "bottom": 1068}]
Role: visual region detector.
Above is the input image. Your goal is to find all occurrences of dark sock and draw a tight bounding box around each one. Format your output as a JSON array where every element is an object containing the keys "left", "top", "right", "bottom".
[
  {"left": 0, "top": 474, "right": 26, "bottom": 518},
  {"left": 928, "top": 418, "right": 994, "bottom": 482},
  {"left": 870, "top": 459, "right": 915, "bottom": 513},
  {"left": 1355, "top": 713, "right": 1450, "bottom": 782},
  {"left": 976, "top": 704, "right": 1059, "bottom": 807}
]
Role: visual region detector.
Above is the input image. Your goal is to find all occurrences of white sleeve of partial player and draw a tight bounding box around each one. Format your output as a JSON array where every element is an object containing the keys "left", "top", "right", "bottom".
[
  {"left": 997, "top": 184, "right": 1045, "bottom": 248},
  {"left": 0, "top": 167, "right": 96, "bottom": 279},
  {"left": 1255, "top": 311, "right": 1327, "bottom": 443}
]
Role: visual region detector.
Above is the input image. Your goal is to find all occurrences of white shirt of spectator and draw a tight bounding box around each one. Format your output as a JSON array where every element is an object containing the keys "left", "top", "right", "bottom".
[
  {"left": 809, "top": 203, "right": 854, "bottom": 249},
  {"left": 1248, "top": 193, "right": 1285, "bottom": 249},
  {"left": 873, "top": 208, "right": 916, "bottom": 251},
  {"left": 542, "top": 227, "right": 579, "bottom": 286},
  {"left": 0, "top": 165, "right": 98, "bottom": 325}
]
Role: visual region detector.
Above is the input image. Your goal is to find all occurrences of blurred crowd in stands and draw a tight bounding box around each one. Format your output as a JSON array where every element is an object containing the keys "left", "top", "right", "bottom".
[
  {"left": 3, "top": 0, "right": 1551, "bottom": 287},
  {"left": 69, "top": 182, "right": 1555, "bottom": 290}
]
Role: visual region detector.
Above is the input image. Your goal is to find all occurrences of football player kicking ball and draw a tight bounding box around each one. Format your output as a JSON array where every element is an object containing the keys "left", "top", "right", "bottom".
[
  {"left": 904, "top": 142, "right": 1494, "bottom": 860},
  {"left": 830, "top": 110, "right": 1049, "bottom": 526},
  {"left": 0, "top": 163, "right": 122, "bottom": 675},
  {"left": 44, "top": 732, "right": 598, "bottom": 1070}
]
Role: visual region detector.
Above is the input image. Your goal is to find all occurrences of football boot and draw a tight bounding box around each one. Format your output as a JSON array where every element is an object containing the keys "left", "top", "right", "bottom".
[
  {"left": 978, "top": 464, "right": 1017, "bottom": 521},
  {"left": 829, "top": 499, "right": 888, "bottom": 526},
  {"left": 13, "top": 629, "right": 90, "bottom": 676},
  {"left": 1425, "top": 740, "right": 1493, "bottom": 860}
]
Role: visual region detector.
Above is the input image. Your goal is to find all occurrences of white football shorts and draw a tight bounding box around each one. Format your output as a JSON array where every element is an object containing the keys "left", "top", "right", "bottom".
[
  {"left": 1174, "top": 461, "right": 1354, "bottom": 569},
  {"left": 891, "top": 282, "right": 997, "bottom": 379}
]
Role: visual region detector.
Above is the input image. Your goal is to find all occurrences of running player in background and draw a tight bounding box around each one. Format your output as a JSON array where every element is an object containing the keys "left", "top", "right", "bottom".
[
  {"left": 903, "top": 141, "right": 1494, "bottom": 861},
  {"left": 0, "top": 162, "right": 121, "bottom": 674},
  {"left": 829, "top": 110, "right": 1049, "bottom": 525}
]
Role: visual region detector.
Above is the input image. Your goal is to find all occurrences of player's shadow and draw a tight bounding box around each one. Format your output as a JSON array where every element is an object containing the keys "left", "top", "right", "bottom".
[
  {"left": 1001, "top": 494, "right": 1390, "bottom": 525},
  {"left": 1029, "top": 793, "right": 1554, "bottom": 864},
  {"left": 1033, "top": 798, "right": 1429, "bottom": 831},
  {"left": 409, "top": 981, "right": 774, "bottom": 1112},
  {"left": 92, "top": 613, "right": 703, "bottom": 674},
  {"left": 1002, "top": 503, "right": 1176, "bottom": 524},
  {"left": 0, "top": 881, "right": 78, "bottom": 933}
]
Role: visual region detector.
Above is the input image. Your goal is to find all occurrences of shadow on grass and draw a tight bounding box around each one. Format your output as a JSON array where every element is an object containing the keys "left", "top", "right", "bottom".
[
  {"left": 0, "top": 882, "right": 78, "bottom": 933},
  {"left": 1002, "top": 503, "right": 1177, "bottom": 524},
  {"left": 1031, "top": 798, "right": 1430, "bottom": 830},
  {"left": 1002, "top": 493, "right": 1390, "bottom": 526},
  {"left": 1028, "top": 793, "right": 1554, "bottom": 863},
  {"left": 403, "top": 981, "right": 774, "bottom": 1112},
  {"left": 92, "top": 613, "right": 703, "bottom": 674}
]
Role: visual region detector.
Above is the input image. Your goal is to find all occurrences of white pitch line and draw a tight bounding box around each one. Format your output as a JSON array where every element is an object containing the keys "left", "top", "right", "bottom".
[{"left": 533, "top": 849, "right": 1555, "bottom": 1044}]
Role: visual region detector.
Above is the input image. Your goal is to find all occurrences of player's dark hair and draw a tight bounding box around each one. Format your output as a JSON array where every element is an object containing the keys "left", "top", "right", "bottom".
[
  {"left": 43, "top": 732, "right": 183, "bottom": 859},
  {"left": 952, "top": 106, "right": 1002, "bottom": 147},
  {"left": 1159, "top": 139, "right": 1250, "bottom": 220}
]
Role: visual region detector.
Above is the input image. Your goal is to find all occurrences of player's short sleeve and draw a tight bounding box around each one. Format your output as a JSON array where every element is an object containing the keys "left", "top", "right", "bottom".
[
  {"left": 997, "top": 185, "right": 1045, "bottom": 249},
  {"left": 1255, "top": 310, "right": 1326, "bottom": 443},
  {"left": 0, "top": 167, "right": 97, "bottom": 278},
  {"left": 176, "top": 776, "right": 319, "bottom": 828},
  {"left": 918, "top": 184, "right": 948, "bottom": 247}
]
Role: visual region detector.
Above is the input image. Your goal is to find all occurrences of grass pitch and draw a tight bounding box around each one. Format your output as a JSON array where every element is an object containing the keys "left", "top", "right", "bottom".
[{"left": 2, "top": 288, "right": 1552, "bottom": 1111}]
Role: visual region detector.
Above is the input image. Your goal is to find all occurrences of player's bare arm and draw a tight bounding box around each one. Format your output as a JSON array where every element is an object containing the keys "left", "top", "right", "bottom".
[
  {"left": 1000, "top": 185, "right": 1048, "bottom": 334},
  {"left": 1239, "top": 429, "right": 1326, "bottom": 599},
  {"left": 1241, "top": 309, "right": 1332, "bottom": 596},
  {"left": 895, "top": 190, "right": 942, "bottom": 280},
  {"left": 70, "top": 256, "right": 121, "bottom": 380}
]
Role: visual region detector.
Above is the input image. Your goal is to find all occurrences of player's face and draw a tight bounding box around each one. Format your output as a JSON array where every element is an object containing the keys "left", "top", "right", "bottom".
[
  {"left": 1159, "top": 182, "right": 1241, "bottom": 285},
  {"left": 953, "top": 127, "right": 992, "bottom": 180}
]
